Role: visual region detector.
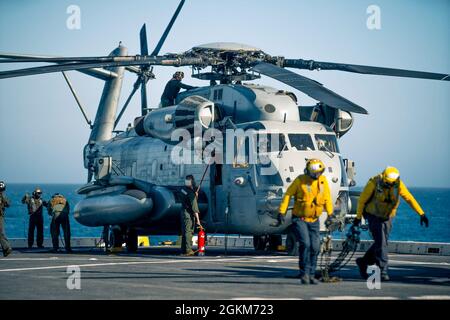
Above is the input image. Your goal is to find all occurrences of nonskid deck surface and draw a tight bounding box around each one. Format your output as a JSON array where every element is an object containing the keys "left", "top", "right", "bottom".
[{"left": 0, "top": 247, "right": 449, "bottom": 300}]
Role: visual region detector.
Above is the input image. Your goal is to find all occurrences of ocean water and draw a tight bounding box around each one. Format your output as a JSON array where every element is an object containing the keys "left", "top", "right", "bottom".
[{"left": 2, "top": 184, "right": 449, "bottom": 243}]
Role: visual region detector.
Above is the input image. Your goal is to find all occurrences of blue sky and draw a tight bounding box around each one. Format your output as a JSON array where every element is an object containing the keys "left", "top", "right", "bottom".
[{"left": 0, "top": 0, "right": 449, "bottom": 187}]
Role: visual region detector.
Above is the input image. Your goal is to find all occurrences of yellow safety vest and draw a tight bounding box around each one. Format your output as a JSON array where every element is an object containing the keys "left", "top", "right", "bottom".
[
  {"left": 356, "top": 175, "right": 424, "bottom": 220},
  {"left": 279, "top": 174, "right": 333, "bottom": 223}
]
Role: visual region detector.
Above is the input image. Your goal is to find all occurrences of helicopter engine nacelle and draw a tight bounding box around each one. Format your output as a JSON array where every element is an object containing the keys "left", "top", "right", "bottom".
[{"left": 135, "top": 95, "right": 216, "bottom": 142}]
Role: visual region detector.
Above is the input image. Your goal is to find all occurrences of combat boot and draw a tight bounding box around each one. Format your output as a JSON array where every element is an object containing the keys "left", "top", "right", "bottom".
[
  {"left": 3, "top": 248, "right": 12, "bottom": 257},
  {"left": 300, "top": 274, "right": 310, "bottom": 285},
  {"left": 381, "top": 272, "right": 390, "bottom": 281},
  {"left": 356, "top": 257, "right": 369, "bottom": 280}
]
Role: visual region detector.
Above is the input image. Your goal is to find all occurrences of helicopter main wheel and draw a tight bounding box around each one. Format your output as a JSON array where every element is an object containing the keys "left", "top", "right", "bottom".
[
  {"left": 253, "top": 235, "right": 269, "bottom": 251},
  {"left": 285, "top": 228, "right": 299, "bottom": 256},
  {"left": 126, "top": 228, "right": 138, "bottom": 253},
  {"left": 268, "top": 235, "right": 282, "bottom": 251},
  {"left": 109, "top": 225, "right": 124, "bottom": 249},
  {"left": 102, "top": 225, "right": 111, "bottom": 252}
]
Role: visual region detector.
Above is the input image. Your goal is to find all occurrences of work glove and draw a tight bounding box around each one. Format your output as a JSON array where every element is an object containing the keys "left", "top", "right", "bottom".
[
  {"left": 420, "top": 214, "right": 429, "bottom": 228},
  {"left": 352, "top": 218, "right": 361, "bottom": 227}
]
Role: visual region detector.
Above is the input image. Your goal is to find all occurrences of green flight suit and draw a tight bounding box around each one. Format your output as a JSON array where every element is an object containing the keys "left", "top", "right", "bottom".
[
  {"left": 180, "top": 187, "right": 200, "bottom": 254},
  {"left": 0, "top": 192, "right": 12, "bottom": 254}
]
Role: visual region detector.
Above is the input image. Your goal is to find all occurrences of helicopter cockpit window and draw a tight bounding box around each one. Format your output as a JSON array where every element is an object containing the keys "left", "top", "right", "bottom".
[
  {"left": 288, "top": 134, "right": 315, "bottom": 151},
  {"left": 232, "top": 133, "right": 285, "bottom": 168},
  {"left": 314, "top": 134, "right": 339, "bottom": 153},
  {"left": 257, "top": 133, "right": 286, "bottom": 153}
]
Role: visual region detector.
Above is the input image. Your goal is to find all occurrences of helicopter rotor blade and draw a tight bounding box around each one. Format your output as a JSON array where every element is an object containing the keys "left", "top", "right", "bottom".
[
  {"left": 0, "top": 53, "right": 118, "bottom": 80},
  {"left": 252, "top": 62, "right": 368, "bottom": 114},
  {"left": 0, "top": 54, "right": 120, "bottom": 64},
  {"left": 150, "top": 0, "right": 185, "bottom": 56},
  {"left": 283, "top": 59, "right": 450, "bottom": 81},
  {"left": 114, "top": 79, "right": 141, "bottom": 129},
  {"left": 0, "top": 56, "right": 204, "bottom": 79}
]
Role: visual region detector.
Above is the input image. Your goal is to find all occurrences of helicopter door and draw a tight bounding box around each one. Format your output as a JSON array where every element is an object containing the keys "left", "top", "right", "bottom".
[{"left": 226, "top": 134, "right": 258, "bottom": 228}]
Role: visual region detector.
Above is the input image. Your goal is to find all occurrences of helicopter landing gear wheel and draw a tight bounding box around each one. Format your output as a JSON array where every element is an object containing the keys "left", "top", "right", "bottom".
[
  {"left": 268, "top": 235, "right": 282, "bottom": 251},
  {"left": 286, "top": 228, "right": 299, "bottom": 256},
  {"left": 102, "top": 225, "right": 111, "bottom": 252},
  {"left": 253, "top": 235, "right": 269, "bottom": 251},
  {"left": 126, "top": 228, "right": 138, "bottom": 253},
  {"left": 108, "top": 225, "right": 124, "bottom": 251}
]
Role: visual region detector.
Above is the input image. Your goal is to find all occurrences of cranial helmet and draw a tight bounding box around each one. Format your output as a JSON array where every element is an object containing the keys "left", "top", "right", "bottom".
[
  {"left": 305, "top": 159, "right": 325, "bottom": 179},
  {"left": 174, "top": 71, "right": 184, "bottom": 79},
  {"left": 33, "top": 187, "right": 42, "bottom": 197},
  {"left": 382, "top": 166, "right": 400, "bottom": 185},
  {"left": 185, "top": 174, "right": 196, "bottom": 187}
]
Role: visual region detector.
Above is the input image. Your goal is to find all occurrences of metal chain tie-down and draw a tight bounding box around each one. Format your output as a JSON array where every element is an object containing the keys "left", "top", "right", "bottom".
[{"left": 319, "top": 224, "right": 361, "bottom": 283}]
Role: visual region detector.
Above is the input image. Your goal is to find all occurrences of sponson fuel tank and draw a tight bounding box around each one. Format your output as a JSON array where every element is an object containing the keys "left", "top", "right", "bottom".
[
  {"left": 73, "top": 177, "right": 208, "bottom": 227},
  {"left": 134, "top": 95, "right": 216, "bottom": 141},
  {"left": 74, "top": 185, "right": 153, "bottom": 227}
]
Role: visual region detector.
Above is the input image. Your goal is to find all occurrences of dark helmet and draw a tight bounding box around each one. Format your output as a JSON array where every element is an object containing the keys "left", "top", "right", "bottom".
[
  {"left": 0, "top": 181, "right": 5, "bottom": 192},
  {"left": 173, "top": 71, "right": 184, "bottom": 79},
  {"left": 185, "top": 174, "right": 196, "bottom": 187},
  {"left": 32, "top": 187, "right": 42, "bottom": 198}
]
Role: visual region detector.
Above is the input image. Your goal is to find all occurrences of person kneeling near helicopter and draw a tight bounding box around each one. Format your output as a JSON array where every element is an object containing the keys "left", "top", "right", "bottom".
[
  {"left": 179, "top": 175, "right": 203, "bottom": 256},
  {"left": 278, "top": 159, "right": 334, "bottom": 285},
  {"left": 353, "top": 166, "right": 429, "bottom": 281},
  {"left": 47, "top": 193, "right": 72, "bottom": 253},
  {"left": 160, "top": 71, "right": 197, "bottom": 107}
]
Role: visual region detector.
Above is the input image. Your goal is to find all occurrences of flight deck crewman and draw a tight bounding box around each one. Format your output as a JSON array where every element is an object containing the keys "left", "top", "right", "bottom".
[
  {"left": 47, "top": 193, "right": 72, "bottom": 253},
  {"left": 22, "top": 188, "right": 47, "bottom": 249},
  {"left": 0, "top": 181, "right": 13, "bottom": 257},
  {"left": 278, "top": 159, "right": 333, "bottom": 285},
  {"left": 179, "top": 175, "right": 202, "bottom": 256},
  {"left": 160, "top": 71, "right": 197, "bottom": 107},
  {"left": 353, "top": 166, "right": 429, "bottom": 281}
]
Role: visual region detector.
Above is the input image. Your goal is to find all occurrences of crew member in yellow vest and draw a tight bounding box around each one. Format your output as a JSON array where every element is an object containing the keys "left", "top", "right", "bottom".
[
  {"left": 47, "top": 193, "right": 72, "bottom": 253},
  {"left": 279, "top": 159, "right": 333, "bottom": 285},
  {"left": 353, "top": 166, "right": 429, "bottom": 281}
]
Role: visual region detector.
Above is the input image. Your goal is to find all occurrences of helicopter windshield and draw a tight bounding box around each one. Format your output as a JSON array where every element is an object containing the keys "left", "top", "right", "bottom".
[
  {"left": 256, "top": 133, "right": 286, "bottom": 153},
  {"left": 314, "top": 134, "right": 339, "bottom": 153},
  {"left": 288, "top": 134, "right": 315, "bottom": 151}
]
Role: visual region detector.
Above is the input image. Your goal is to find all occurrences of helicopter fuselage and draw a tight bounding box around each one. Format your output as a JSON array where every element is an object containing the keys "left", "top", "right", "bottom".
[{"left": 74, "top": 84, "right": 353, "bottom": 236}]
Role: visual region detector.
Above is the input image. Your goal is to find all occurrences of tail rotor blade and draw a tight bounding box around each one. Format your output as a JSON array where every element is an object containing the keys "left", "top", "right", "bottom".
[
  {"left": 140, "top": 24, "right": 149, "bottom": 56},
  {"left": 139, "top": 24, "right": 150, "bottom": 115}
]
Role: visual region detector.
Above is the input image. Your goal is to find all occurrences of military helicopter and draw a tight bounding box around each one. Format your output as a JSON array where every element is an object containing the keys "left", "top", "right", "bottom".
[{"left": 1, "top": 0, "right": 448, "bottom": 258}]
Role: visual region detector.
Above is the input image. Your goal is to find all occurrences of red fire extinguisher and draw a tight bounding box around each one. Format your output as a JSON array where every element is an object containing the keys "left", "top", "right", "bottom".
[{"left": 198, "top": 227, "right": 206, "bottom": 256}]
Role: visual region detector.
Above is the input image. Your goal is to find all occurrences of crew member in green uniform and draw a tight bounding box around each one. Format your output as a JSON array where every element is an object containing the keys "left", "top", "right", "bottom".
[{"left": 179, "top": 175, "right": 202, "bottom": 256}]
